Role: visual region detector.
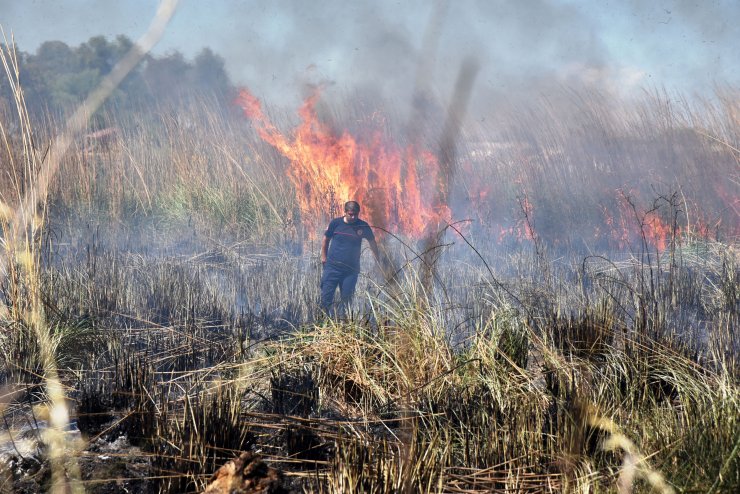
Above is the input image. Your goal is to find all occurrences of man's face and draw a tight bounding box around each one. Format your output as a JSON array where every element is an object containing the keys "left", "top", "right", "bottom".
[{"left": 344, "top": 207, "right": 359, "bottom": 223}]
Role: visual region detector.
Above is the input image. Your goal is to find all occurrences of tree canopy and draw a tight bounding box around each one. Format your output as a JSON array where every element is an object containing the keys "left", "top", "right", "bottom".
[{"left": 1, "top": 35, "right": 233, "bottom": 118}]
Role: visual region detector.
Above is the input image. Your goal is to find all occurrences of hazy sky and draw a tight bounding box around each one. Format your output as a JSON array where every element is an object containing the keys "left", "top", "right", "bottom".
[{"left": 1, "top": 0, "right": 738, "bottom": 113}]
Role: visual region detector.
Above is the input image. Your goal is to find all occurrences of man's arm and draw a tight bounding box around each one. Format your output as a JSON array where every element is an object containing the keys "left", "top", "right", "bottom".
[
  {"left": 367, "top": 237, "right": 393, "bottom": 281},
  {"left": 321, "top": 236, "right": 330, "bottom": 264},
  {"left": 367, "top": 237, "right": 381, "bottom": 263}
]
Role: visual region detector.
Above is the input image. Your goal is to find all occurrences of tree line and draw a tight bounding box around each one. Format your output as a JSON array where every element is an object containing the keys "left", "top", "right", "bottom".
[{"left": 1, "top": 35, "right": 233, "bottom": 119}]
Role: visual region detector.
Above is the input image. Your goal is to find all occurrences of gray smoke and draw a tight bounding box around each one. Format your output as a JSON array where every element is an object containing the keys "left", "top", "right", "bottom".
[{"left": 2, "top": 0, "right": 738, "bottom": 120}]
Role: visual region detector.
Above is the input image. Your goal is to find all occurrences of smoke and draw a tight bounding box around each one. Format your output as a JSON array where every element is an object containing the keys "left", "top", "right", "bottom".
[
  {"left": 3, "top": 0, "right": 738, "bottom": 121},
  {"left": 217, "top": 0, "right": 609, "bottom": 115}
]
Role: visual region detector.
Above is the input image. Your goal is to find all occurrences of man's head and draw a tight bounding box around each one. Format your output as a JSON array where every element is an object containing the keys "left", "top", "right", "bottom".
[{"left": 344, "top": 201, "right": 360, "bottom": 223}]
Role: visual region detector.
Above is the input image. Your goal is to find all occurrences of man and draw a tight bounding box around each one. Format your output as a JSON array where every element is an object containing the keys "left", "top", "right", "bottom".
[{"left": 320, "top": 200, "right": 380, "bottom": 316}]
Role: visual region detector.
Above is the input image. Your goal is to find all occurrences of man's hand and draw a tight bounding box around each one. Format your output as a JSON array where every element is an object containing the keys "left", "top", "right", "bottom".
[
  {"left": 368, "top": 238, "right": 381, "bottom": 263},
  {"left": 321, "top": 236, "right": 330, "bottom": 265},
  {"left": 368, "top": 238, "right": 393, "bottom": 281}
]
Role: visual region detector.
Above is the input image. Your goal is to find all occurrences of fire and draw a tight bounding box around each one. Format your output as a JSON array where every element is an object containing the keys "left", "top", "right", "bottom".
[
  {"left": 498, "top": 194, "right": 537, "bottom": 243},
  {"left": 642, "top": 213, "right": 676, "bottom": 252},
  {"left": 236, "top": 89, "right": 735, "bottom": 250},
  {"left": 601, "top": 192, "right": 680, "bottom": 252},
  {"left": 236, "top": 89, "right": 449, "bottom": 238}
]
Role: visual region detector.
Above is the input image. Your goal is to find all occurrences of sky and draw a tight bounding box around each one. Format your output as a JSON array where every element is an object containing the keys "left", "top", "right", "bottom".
[{"left": 1, "top": 0, "right": 738, "bottom": 115}]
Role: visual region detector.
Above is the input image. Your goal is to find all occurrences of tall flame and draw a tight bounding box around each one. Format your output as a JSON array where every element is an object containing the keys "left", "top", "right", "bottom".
[{"left": 236, "top": 89, "right": 449, "bottom": 238}]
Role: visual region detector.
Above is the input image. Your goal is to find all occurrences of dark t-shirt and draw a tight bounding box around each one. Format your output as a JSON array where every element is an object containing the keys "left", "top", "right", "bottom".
[{"left": 324, "top": 217, "right": 375, "bottom": 271}]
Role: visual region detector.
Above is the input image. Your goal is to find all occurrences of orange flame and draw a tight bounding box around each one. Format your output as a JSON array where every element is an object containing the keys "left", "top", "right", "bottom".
[
  {"left": 498, "top": 186, "right": 537, "bottom": 244},
  {"left": 236, "top": 89, "right": 449, "bottom": 238},
  {"left": 602, "top": 192, "right": 680, "bottom": 252},
  {"left": 642, "top": 212, "right": 676, "bottom": 252},
  {"left": 237, "top": 90, "right": 735, "bottom": 249}
]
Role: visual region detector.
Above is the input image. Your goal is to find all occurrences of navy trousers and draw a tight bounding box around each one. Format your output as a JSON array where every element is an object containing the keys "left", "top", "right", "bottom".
[{"left": 320, "top": 263, "right": 359, "bottom": 316}]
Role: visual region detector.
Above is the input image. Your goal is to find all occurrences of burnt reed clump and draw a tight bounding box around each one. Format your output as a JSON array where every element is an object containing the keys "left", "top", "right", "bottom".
[
  {"left": 75, "top": 372, "right": 115, "bottom": 436},
  {"left": 327, "top": 426, "right": 447, "bottom": 494},
  {"left": 421, "top": 385, "right": 510, "bottom": 468},
  {"left": 547, "top": 309, "right": 614, "bottom": 362},
  {"left": 267, "top": 367, "right": 328, "bottom": 462},
  {"left": 152, "top": 383, "right": 254, "bottom": 493},
  {"left": 105, "top": 349, "right": 158, "bottom": 446},
  {"left": 0, "top": 315, "right": 107, "bottom": 403},
  {"left": 496, "top": 314, "right": 530, "bottom": 369},
  {"left": 270, "top": 367, "right": 318, "bottom": 417},
  {"left": 557, "top": 398, "right": 625, "bottom": 490}
]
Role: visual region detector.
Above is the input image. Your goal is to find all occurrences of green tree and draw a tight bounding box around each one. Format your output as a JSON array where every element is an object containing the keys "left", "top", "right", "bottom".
[
  {"left": 191, "top": 47, "right": 231, "bottom": 96},
  {"left": 1, "top": 36, "right": 234, "bottom": 117},
  {"left": 22, "top": 40, "right": 80, "bottom": 112},
  {"left": 142, "top": 51, "right": 190, "bottom": 101},
  {"left": 77, "top": 35, "right": 117, "bottom": 74}
]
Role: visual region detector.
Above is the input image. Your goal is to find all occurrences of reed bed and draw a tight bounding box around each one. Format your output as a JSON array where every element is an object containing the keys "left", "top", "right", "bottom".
[{"left": 0, "top": 48, "right": 738, "bottom": 492}]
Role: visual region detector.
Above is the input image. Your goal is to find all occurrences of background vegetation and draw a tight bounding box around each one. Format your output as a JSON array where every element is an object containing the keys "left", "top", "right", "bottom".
[{"left": 0, "top": 35, "right": 231, "bottom": 117}]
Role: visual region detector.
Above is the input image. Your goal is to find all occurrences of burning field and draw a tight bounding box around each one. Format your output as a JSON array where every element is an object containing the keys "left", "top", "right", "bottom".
[
  {"left": 236, "top": 85, "right": 738, "bottom": 254},
  {"left": 0, "top": 36, "right": 739, "bottom": 494}
]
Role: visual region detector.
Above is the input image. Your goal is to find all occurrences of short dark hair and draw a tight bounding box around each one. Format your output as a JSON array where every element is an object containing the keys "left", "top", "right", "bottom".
[{"left": 344, "top": 201, "right": 360, "bottom": 213}]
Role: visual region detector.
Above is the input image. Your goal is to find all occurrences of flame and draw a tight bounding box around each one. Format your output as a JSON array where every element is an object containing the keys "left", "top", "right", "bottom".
[
  {"left": 236, "top": 89, "right": 449, "bottom": 238},
  {"left": 642, "top": 213, "right": 676, "bottom": 252},
  {"left": 236, "top": 89, "right": 737, "bottom": 249},
  {"left": 600, "top": 192, "right": 680, "bottom": 252},
  {"left": 497, "top": 187, "right": 537, "bottom": 244}
]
